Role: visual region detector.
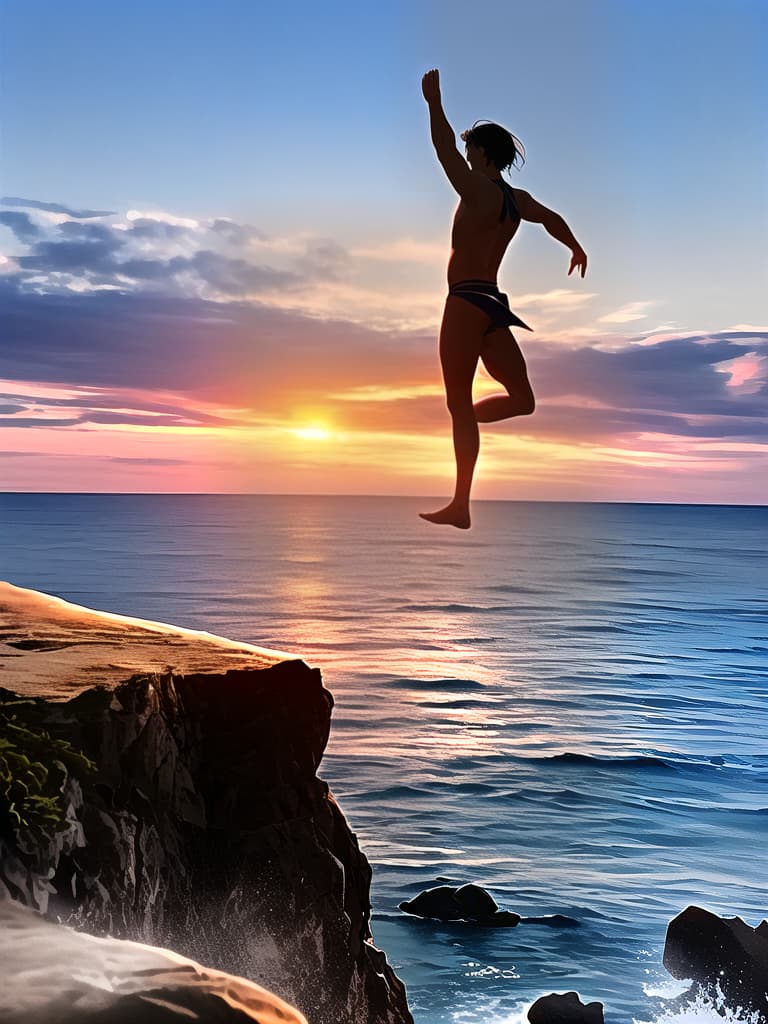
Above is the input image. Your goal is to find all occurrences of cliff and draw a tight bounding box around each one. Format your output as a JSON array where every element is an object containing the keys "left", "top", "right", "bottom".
[{"left": 0, "top": 582, "right": 413, "bottom": 1024}]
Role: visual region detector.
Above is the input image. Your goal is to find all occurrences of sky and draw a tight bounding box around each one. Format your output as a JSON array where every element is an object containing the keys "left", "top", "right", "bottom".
[{"left": 1, "top": 0, "right": 767, "bottom": 501}]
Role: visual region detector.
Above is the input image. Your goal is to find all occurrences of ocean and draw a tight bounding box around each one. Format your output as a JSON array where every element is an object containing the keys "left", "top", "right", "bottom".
[{"left": 1, "top": 493, "right": 766, "bottom": 1024}]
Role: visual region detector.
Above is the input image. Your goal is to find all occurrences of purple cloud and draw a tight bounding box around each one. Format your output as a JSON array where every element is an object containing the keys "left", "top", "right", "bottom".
[
  {"left": 527, "top": 337, "right": 768, "bottom": 419},
  {"left": 1, "top": 198, "right": 767, "bottom": 452},
  {"left": 0, "top": 211, "right": 42, "bottom": 243},
  {"left": 1, "top": 196, "right": 115, "bottom": 218},
  {"left": 208, "top": 219, "right": 268, "bottom": 244},
  {"left": 8, "top": 212, "right": 306, "bottom": 296}
]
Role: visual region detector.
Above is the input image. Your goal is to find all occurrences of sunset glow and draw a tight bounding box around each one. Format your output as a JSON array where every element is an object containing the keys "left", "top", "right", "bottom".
[
  {"left": 292, "top": 425, "right": 333, "bottom": 442},
  {"left": 1, "top": 2, "right": 766, "bottom": 502}
]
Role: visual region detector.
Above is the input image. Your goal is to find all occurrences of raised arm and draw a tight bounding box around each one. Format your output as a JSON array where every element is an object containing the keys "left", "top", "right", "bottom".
[
  {"left": 514, "top": 189, "right": 588, "bottom": 278},
  {"left": 421, "top": 69, "right": 486, "bottom": 203}
]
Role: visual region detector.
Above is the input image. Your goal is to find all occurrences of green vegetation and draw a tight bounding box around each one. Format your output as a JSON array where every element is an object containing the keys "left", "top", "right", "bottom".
[{"left": 0, "top": 698, "right": 95, "bottom": 845}]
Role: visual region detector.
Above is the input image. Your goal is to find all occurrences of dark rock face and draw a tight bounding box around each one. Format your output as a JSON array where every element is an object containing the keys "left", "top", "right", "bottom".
[
  {"left": 0, "top": 664, "right": 413, "bottom": 1024},
  {"left": 0, "top": 897, "right": 309, "bottom": 1023},
  {"left": 399, "top": 882, "right": 520, "bottom": 927},
  {"left": 527, "top": 991, "right": 604, "bottom": 1024},
  {"left": 663, "top": 905, "right": 768, "bottom": 1017}
]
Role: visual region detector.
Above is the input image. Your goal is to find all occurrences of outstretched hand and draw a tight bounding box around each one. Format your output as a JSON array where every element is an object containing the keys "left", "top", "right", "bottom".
[
  {"left": 421, "top": 68, "right": 441, "bottom": 104},
  {"left": 568, "top": 245, "right": 588, "bottom": 278}
]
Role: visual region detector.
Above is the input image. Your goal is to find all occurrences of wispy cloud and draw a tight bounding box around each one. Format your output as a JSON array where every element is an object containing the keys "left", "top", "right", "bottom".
[
  {"left": 350, "top": 237, "right": 446, "bottom": 264},
  {"left": 0, "top": 379, "right": 237, "bottom": 430},
  {"left": 510, "top": 288, "right": 597, "bottom": 310},
  {"left": 598, "top": 300, "right": 655, "bottom": 324},
  {"left": 125, "top": 209, "right": 199, "bottom": 229},
  {"left": 1, "top": 196, "right": 115, "bottom": 218},
  {"left": 109, "top": 456, "right": 191, "bottom": 465}
]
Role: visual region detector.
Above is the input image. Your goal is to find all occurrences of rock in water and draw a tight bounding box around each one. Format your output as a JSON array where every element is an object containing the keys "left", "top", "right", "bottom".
[
  {"left": 0, "top": 581, "right": 413, "bottom": 1024},
  {"left": 399, "top": 885, "right": 464, "bottom": 921},
  {"left": 663, "top": 905, "right": 768, "bottom": 1016},
  {"left": 454, "top": 882, "right": 498, "bottom": 917},
  {"left": 0, "top": 898, "right": 307, "bottom": 1023},
  {"left": 472, "top": 910, "right": 522, "bottom": 928},
  {"left": 399, "top": 883, "right": 519, "bottom": 926},
  {"left": 528, "top": 992, "right": 604, "bottom": 1024}
]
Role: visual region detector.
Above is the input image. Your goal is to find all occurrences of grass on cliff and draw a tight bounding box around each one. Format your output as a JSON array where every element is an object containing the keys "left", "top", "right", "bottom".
[{"left": 0, "top": 695, "right": 95, "bottom": 845}]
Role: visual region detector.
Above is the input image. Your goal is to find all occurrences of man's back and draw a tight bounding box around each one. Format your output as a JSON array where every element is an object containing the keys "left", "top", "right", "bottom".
[{"left": 448, "top": 178, "right": 522, "bottom": 284}]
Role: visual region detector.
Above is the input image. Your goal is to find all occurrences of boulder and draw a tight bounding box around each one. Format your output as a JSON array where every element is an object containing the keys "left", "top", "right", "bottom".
[
  {"left": 454, "top": 882, "right": 498, "bottom": 916},
  {"left": 663, "top": 905, "right": 768, "bottom": 1016},
  {"left": 399, "top": 885, "right": 464, "bottom": 921},
  {"left": 0, "top": 897, "right": 307, "bottom": 1023},
  {"left": 527, "top": 991, "right": 604, "bottom": 1024},
  {"left": 399, "top": 883, "right": 519, "bottom": 927}
]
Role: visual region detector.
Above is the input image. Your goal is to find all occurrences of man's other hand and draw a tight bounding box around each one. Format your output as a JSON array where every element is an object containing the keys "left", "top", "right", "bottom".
[{"left": 568, "top": 245, "right": 588, "bottom": 278}]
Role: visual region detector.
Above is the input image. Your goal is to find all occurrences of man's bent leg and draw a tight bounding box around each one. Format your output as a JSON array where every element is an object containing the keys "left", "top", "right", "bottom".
[{"left": 476, "top": 327, "right": 535, "bottom": 422}]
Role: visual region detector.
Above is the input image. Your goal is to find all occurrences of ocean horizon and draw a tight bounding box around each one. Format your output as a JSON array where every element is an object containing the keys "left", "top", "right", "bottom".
[
  {"left": 1, "top": 493, "right": 766, "bottom": 1024},
  {"left": 4, "top": 491, "right": 766, "bottom": 504}
]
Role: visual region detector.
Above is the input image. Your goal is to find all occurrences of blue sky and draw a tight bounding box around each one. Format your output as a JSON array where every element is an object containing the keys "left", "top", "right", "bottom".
[
  {"left": 3, "top": 0, "right": 766, "bottom": 322},
  {"left": 1, "top": 1, "right": 766, "bottom": 498}
]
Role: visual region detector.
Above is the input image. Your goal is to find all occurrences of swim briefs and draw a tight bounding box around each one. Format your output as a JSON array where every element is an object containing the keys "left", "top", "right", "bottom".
[{"left": 448, "top": 280, "right": 533, "bottom": 332}]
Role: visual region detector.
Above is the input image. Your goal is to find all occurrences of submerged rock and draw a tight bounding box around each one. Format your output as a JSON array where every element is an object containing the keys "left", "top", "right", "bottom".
[
  {"left": 399, "top": 882, "right": 519, "bottom": 926},
  {"left": 398, "top": 883, "right": 580, "bottom": 930},
  {"left": 0, "top": 897, "right": 308, "bottom": 1023},
  {"left": 0, "top": 581, "right": 413, "bottom": 1024},
  {"left": 663, "top": 905, "right": 768, "bottom": 1017},
  {"left": 471, "top": 910, "right": 522, "bottom": 928},
  {"left": 527, "top": 991, "right": 604, "bottom": 1024}
]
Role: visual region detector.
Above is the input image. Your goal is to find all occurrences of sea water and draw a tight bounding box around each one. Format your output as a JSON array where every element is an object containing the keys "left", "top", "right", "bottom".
[{"left": 1, "top": 494, "right": 766, "bottom": 1024}]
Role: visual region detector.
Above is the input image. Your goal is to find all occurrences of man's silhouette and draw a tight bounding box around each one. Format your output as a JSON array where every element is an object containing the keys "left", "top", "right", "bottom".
[{"left": 419, "top": 68, "right": 587, "bottom": 529}]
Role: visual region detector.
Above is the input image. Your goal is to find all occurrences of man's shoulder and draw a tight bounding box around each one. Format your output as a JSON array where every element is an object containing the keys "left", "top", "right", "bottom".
[{"left": 510, "top": 188, "right": 545, "bottom": 222}]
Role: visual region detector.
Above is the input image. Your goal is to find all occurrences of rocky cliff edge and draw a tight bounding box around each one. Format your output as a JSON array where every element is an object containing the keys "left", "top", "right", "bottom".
[{"left": 0, "top": 581, "right": 413, "bottom": 1024}]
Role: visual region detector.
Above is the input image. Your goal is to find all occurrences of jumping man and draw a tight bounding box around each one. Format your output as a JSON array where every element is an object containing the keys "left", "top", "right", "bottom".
[{"left": 419, "top": 68, "right": 587, "bottom": 529}]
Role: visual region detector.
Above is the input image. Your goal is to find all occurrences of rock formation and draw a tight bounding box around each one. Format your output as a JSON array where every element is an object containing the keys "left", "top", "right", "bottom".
[
  {"left": 399, "top": 882, "right": 520, "bottom": 926},
  {"left": 1, "top": 898, "right": 308, "bottom": 1023},
  {"left": 663, "top": 905, "right": 768, "bottom": 1018},
  {"left": 527, "top": 992, "right": 604, "bottom": 1024},
  {"left": 0, "top": 582, "right": 413, "bottom": 1024}
]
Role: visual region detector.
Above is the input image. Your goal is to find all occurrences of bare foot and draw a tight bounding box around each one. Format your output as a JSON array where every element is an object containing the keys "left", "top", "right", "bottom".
[{"left": 419, "top": 503, "right": 471, "bottom": 529}]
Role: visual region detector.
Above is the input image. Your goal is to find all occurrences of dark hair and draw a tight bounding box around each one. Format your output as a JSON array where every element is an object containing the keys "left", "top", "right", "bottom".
[{"left": 462, "top": 121, "right": 525, "bottom": 173}]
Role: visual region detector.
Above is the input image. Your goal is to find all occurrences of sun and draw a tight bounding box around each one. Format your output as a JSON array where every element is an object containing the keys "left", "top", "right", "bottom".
[{"left": 292, "top": 424, "right": 332, "bottom": 441}]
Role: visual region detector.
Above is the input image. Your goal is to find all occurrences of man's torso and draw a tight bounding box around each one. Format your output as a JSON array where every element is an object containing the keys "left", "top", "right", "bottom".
[{"left": 448, "top": 184, "right": 521, "bottom": 285}]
